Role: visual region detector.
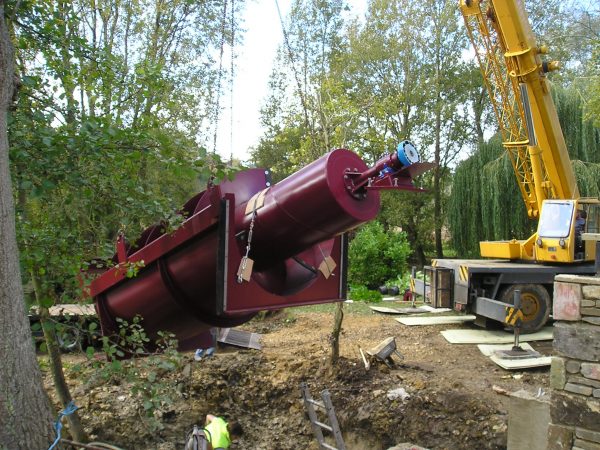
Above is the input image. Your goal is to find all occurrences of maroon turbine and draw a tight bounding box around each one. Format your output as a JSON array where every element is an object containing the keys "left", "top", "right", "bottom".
[{"left": 89, "top": 142, "right": 433, "bottom": 350}]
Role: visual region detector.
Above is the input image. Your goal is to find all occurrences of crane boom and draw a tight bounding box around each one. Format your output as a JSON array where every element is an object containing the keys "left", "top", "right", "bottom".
[
  {"left": 460, "top": 0, "right": 579, "bottom": 221},
  {"left": 407, "top": 0, "right": 599, "bottom": 335}
]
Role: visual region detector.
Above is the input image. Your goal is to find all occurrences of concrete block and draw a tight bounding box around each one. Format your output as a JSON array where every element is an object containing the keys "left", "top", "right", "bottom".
[
  {"left": 583, "top": 285, "right": 600, "bottom": 300},
  {"left": 551, "top": 391, "right": 600, "bottom": 431},
  {"left": 553, "top": 282, "right": 582, "bottom": 320},
  {"left": 573, "top": 439, "right": 600, "bottom": 450},
  {"left": 547, "top": 424, "right": 573, "bottom": 450},
  {"left": 583, "top": 317, "right": 600, "bottom": 326},
  {"left": 566, "top": 360, "right": 582, "bottom": 374},
  {"left": 551, "top": 357, "right": 567, "bottom": 390},
  {"left": 582, "top": 308, "right": 600, "bottom": 317},
  {"left": 582, "top": 363, "right": 600, "bottom": 381},
  {"left": 568, "top": 376, "right": 600, "bottom": 389},
  {"left": 565, "top": 383, "right": 593, "bottom": 396},
  {"left": 553, "top": 322, "right": 600, "bottom": 362},
  {"left": 507, "top": 389, "right": 550, "bottom": 450},
  {"left": 576, "top": 428, "right": 600, "bottom": 445},
  {"left": 556, "top": 275, "right": 600, "bottom": 285},
  {"left": 387, "top": 445, "right": 429, "bottom": 450}
]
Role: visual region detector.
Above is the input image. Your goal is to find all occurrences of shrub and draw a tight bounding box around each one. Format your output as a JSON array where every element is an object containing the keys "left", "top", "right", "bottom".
[
  {"left": 349, "top": 221, "right": 411, "bottom": 289},
  {"left": 349, "top": 285, "right": 383, "bottom": 303}
]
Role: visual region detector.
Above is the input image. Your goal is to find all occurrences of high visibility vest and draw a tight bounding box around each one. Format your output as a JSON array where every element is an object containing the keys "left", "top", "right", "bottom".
[{"left": 204, "top": 417, "right": 231, "bottom": 449}]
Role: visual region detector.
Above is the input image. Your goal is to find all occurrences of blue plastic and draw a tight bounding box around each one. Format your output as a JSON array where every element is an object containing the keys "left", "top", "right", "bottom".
[{"left": 396, "top": 141, "right": 420, "bottom": 166}]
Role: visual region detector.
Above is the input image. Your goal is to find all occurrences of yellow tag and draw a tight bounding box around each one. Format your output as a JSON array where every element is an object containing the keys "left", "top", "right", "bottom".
[
  {"left": 318, "top": 256, "right": 336, "bottom": 279},
  {"left": 237, "top": 258, "right": 254, "bottom": 282}
]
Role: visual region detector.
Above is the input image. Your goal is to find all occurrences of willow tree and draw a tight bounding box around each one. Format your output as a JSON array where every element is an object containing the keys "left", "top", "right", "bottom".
[{"left": 449, "top": 86, "right": 600, "bottom": 257}]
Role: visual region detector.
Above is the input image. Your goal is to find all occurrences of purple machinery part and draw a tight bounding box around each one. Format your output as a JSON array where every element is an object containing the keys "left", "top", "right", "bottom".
[{"left": 89, "top": 146, "right": 433, "bottom": 351}]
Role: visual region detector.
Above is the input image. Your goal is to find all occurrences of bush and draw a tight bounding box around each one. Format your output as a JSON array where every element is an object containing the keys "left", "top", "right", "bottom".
[
  {"left": 349, "top": 285, "right": 382, "bottom": 303},
  {"left": 349, "top": 221, "right": 411, "bottom": 289}
]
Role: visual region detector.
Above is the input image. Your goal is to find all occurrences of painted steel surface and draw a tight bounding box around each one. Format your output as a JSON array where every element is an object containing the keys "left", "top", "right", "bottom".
[{"left": 89, "top": 148, "right": 429, "bottom": 351}]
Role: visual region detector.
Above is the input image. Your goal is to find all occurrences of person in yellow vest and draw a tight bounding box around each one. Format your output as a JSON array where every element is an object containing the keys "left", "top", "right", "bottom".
[{"left": 203, "top": 414, "right": 242, "bottom": 450}]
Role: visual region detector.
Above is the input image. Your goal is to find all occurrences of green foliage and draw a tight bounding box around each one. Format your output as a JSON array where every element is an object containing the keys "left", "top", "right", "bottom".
[
  {"left": 348, "top": 285, "right": 382, "bottom": 303},
  {"left": 73, "top": 316, "right": 184, "bottom": 431},
  {"left": 348, "top": 221, "right": 411, "bottom": 289},
  {"left": 7, "top": 0, "right": 242, "bottom": 309}
]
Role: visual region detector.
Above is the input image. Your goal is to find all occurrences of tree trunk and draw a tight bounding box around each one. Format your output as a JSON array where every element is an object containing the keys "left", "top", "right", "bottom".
[
  {"left": 31, "top": 272, "right": 88, "bottom": 443},
  {"left": 434, "top": 101, "right": 444, "bottom": 258},
  {"left": 329, "top": 302, "right": 344, "bottom": 366},
  {"left": 0, "top": 2, "right": 56, "bottom": 447}
]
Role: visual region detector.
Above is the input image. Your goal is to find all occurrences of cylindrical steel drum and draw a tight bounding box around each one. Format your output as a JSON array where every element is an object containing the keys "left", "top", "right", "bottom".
[{"left": 237, "top": 149, "right": 380, "bottom": 267}]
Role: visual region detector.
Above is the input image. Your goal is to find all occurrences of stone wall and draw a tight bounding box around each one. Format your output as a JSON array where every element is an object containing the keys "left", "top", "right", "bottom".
[{"left": 549, "top": 275, "right": 600, "bottom": 450}]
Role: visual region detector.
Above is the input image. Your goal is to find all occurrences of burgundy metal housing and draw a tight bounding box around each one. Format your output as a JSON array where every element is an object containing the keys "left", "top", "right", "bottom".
[{"left": 89, "top": 148, "right": 433, "bottom": 351}]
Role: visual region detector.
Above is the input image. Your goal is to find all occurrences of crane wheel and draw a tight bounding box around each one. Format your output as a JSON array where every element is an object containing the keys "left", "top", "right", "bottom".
[{"left": 499, "top": 284, "right": 551, "bottom": 333}]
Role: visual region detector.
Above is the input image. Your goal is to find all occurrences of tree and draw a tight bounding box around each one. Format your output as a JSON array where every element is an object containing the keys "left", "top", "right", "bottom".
[
  {"left": 0, "top": 0, "right": 55, "bottom": 447},
  {"left": 419, "top": 0, "right": 471, "bottom": 258},
  {"left": 448, "top": 87, "right": 600, "bottom": 257}
]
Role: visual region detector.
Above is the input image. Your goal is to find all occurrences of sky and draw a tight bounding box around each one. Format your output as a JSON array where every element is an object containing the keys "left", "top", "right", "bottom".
[{"left": 214, "top": 0, "right": 367, "bottom": 163}]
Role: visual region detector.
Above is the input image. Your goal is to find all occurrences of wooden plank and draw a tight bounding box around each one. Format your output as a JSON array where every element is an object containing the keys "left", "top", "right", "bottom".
[{"left": 35, "top": 304, "right": 97, "bottom": 317}]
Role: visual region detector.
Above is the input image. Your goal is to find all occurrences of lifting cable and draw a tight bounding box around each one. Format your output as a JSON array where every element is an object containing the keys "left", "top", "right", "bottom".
[
  {"left": 273, "top": 0, "right": 315, "bottom": 142},
  {"left": 212, "top": 0, "right": 229, "bottom": 154},
  {"left": 229, "top": 0, "right": 235, "bottom": 163}
]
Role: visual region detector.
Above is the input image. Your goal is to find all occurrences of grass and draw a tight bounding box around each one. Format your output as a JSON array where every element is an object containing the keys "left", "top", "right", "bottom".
[{"left": 290, "top": 301, "right": 375, "bottom": 316}]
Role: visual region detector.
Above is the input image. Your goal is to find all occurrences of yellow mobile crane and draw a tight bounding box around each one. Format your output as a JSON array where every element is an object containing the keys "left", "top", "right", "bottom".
[{"left": 410, "top": 0, "right": 600, "bottom": 332}]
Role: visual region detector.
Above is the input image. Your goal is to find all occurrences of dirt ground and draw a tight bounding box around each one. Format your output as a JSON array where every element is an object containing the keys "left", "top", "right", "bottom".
[{"left": 44, "top": 303, "right": 552, "bottom": 450}]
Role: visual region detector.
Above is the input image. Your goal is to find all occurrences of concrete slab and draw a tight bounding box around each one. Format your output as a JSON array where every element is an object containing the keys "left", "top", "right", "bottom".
[
  {"left": 478, "top": 342, "right": 537, "bottom": 357},
  {"left": 507, "top": 390, "right": 551, "bottom": 450},
  {"left": 479, "top": 343, "right": 551, "bottom": 369},
  {"left": 490, "top": 354, "right": 552, "bottom": 370},
  {"left": 370, "top": 306, "right": 430, "bottom": 315},
  {"left": 419, "top": 305, "right": 452, "bottom": 313},
  {"left": 370, "top": 306, "right": 402, "bottom": 314},
  {"left": 395, "top": 315, "right": 476, "bottom": 326},
  {"left": 441, "top": 327, "right": 553, "bottom": 344}
]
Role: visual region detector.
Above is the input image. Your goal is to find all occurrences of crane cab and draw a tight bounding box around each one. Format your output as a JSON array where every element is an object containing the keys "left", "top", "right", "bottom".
[{"left": 535, "top": 199, "right": 600, "bottom": 263}]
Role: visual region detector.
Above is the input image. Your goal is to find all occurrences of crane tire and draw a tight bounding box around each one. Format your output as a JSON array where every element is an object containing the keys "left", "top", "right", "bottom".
[{"left": 499, "top": 283, "right": 551, "bottom": 333}]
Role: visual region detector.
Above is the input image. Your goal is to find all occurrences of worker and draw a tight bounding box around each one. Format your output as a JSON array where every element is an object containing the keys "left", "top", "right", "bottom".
[
  {"left": 575, "top": 210, "right": 587, "bottom": 256},
  {"left": 186, "top": 414, "right": 242, "bottom": 450}
]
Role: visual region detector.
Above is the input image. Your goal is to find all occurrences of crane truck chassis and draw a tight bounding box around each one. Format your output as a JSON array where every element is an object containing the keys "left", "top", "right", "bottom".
[{"left": 411, "top": 199, "right": 600, "bottom": 332}]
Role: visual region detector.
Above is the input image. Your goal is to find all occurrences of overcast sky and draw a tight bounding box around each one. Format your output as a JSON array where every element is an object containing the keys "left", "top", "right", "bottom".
[{"left": 214, "top": 0, "right": 367, "bottom": 163}]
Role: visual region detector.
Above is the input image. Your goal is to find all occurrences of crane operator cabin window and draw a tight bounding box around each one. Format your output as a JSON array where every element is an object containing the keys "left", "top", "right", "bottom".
[{"left": 538, "top": 201, "right": 574, "bottom": 238}]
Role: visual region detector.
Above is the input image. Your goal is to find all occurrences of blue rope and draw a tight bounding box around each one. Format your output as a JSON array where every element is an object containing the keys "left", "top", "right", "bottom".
[{"left": 48, "top": 400, "right": 79, "bottom": 450}]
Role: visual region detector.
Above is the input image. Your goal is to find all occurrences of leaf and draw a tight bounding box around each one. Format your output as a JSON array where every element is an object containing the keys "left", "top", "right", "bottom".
[{"left": 39, "top": 297, "right": 54, "bottom": 308}]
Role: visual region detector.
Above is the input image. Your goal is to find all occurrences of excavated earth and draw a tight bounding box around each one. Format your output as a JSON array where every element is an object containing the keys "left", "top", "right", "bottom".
[{"left": 43, "top": 304, "right": 552, "bottom": 449}]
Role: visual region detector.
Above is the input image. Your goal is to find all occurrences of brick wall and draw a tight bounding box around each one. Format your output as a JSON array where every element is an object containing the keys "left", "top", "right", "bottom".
[{"left": 549, "top": 275, "right": 600, "bottom": 450}]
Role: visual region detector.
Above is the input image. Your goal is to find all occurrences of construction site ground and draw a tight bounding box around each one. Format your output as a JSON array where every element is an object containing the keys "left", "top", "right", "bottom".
[{"left": 43, "top": 301, "right": 552, "bottom": 450}]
